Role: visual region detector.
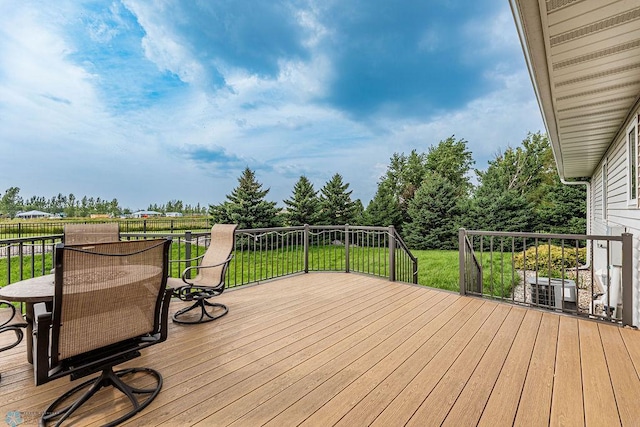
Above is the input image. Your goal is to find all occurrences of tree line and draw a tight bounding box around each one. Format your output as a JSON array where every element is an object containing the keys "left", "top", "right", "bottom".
[
  {"left": 210, "top": 132, "right": 586, "bottom": 249},
  {"left": 0, "top": 190, "right": 207, "bottom": 218}
]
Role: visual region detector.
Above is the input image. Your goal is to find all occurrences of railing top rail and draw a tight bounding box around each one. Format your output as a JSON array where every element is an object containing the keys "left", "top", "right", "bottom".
[
  {"left": 236, "top": 226, "right": 305, "bottom": 234},
  {"left": 0, "top": 234, "right": 63, "bottom": 245},
  {"left": 393, "top": 231, "right": 418, "bottom": 263},
  {"left": 463, "top": 229, "right": 625, "bottom": 241}
]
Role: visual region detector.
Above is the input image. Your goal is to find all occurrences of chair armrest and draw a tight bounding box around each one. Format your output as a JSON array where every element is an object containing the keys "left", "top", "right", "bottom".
[
  {"left": 169, "top": 254, "right": 205, "bottom": 264},
  {"left": 158, "top": 288, "right": 173, "bottom": 342},
  {"left": 180, "top": 254, "right": 234, "bottom": 284},
  {"left": 0, "top": 300, "right": 19, "bottom": 328},
  {"left": 33, "top": 302, "right": 53, "bottom": 386}
]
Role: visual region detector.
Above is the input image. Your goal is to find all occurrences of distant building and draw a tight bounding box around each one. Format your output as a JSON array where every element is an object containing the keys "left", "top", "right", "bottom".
[
  {"left": 131, "top": 210, "right": 162, "bottom": 218},
  {"left": 90, "top": 214, "right": 110, "bottom": 219},
  {"left": 165, "top": 212, "right": 183, "bottom": 217},
  {"left": 15, "top": 210, "right": 51, "bottom": 219}
]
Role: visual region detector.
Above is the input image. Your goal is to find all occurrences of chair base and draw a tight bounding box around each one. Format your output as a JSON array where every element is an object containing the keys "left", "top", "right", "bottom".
[
  {"left": 41, "top": 367, "right": 162, "bottom": 427},
  {"left": 172, "top": 299, "right": 228, "bottom": 324}
]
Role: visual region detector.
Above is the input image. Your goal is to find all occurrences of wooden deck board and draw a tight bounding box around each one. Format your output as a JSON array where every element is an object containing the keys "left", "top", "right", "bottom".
[
  {"left": 598, "top": 323, "right": 640, "bottom": 426},
  {"left": 550, "top": 317, "right": 584, "bottom": 427},
  {"left": 440, "top": 307, "right": 527, "bottom": 427},
  {"left": 1, "top": 272, "right": 639, "bottom": 426},
  {"left": 513, "top": 313, "right": 559, "bottom": 427},
  {"left": 579, "top": 320, "right": 621, "bottom": 426}
]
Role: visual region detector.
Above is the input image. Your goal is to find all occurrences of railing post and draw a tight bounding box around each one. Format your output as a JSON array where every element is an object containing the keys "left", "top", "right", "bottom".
[
  {"left": 184, "top": 231, "right": 192, "bottom": 280},
  {"left": 622, "top": 232, "right": 633, "bottom": 326},
  {"left": 459, "top": 228, "right": 466, "bottom": 295},
  {"left": 389, "top": 225, "right": 396, "bottom": 282},
  {"left": 345, "top": 224, "right": 350, "bottom": 273},
  {"left": 304, "top": 224, "right": 309, "bottom": 273}
]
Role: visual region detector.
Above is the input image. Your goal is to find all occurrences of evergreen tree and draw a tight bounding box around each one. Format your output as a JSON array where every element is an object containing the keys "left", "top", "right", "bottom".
[
  {"left": 404, "top": 173, "right": 462, "bottom": 250},
  {"left": 362, "top": 184, "right": 404, "bottom": 228},
  {"left": 283, "top": 176, "right": 321, "bottom": 225},
  {"left": 318, "top": 173, "right": 357, "bottom": 225},
  {"left": 469, "top": 188, "right": 534, "bottom": 233},
  {"left": 208, "top": 167, "right": 281, "bottom": 229},
  {"left": 351, "top": 199, "right": 364, "bottom": 225},
  {"left": 537, "top": 177, "right": 587, "bottom": 234}
]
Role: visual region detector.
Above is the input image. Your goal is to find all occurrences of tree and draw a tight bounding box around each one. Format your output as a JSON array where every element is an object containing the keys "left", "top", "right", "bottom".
[
  {"left": 469, "top": 141, "right": 539, "bottom": 232},
  {"left": 425, "top": 135, "right": 474, "bottom": 197},
  {"left": 377, "top": 136, "right": 474, "bottom": 229},
  {"left": 404, "top": 173, "right": 462, "bottom": 250},
  {"left": 318, "top": 173, "right": 358, "bottom": 225},
  {"left": 0, "top": 187, "right": 23, "bottom": 218},
  {"left": 64, "top": 193, "right": 77, "bottom": 218},
  {"left": 362, "top": 184, "right": 404, "bottom": 228},
  {"left": 351, "top": 199, "right": 364, "bottom": 225},
  {"left": 209, "top": 167, "right": 281, "bottom": 229},
  {"left": 467, "top": 131, "right": 580, "bottom": 234},
  {"left": 283, "top": 176, "right": 321, "bottom": 225},
  {"left": 537, "top": 177, "right": 587, "bottom": 234},
  {"left": 381, "top": 150, "right": 429, "bottom": 210}
]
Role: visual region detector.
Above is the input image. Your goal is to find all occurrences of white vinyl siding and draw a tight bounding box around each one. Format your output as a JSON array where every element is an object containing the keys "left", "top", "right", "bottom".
[{"left": 589, "top": 108, "right": 640, "bottom": 326}]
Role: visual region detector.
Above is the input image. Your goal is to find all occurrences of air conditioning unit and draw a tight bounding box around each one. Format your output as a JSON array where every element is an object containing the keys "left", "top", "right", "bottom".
[{"left": 527, "top": 277, "right": 577, "bottom": 310}]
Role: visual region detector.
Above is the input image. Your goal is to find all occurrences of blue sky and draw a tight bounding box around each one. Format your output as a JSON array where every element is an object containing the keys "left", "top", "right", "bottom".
[{"left": 0, "top": 0, "right": 543, "bottom": 210}]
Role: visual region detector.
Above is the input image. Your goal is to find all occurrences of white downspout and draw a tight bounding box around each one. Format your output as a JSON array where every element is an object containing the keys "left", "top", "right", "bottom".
[{"left": 561, "top": 178, "right": 591, "bottom": 268}]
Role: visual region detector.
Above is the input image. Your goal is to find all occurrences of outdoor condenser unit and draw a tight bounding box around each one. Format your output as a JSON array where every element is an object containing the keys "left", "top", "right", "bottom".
[{"left": 527, "top": 277, "right": 577, "bottom": 310}]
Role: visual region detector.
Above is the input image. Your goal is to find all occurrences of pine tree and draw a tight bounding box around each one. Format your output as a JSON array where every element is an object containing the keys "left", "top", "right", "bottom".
[
  {"left": 362, "top": 184, "right": 403, "bottom": 228},
  {"left": 209, "top": 167, "right": 281, "bottom": 229},
  {"left": 318, "top": 173, "right": 357, "bottom": 225},
  {"left": 283, "top": 176, "right": 321, "bottom": 225},
  {"left": 404, "top": 173, "right": 462, "bottom": 250}
]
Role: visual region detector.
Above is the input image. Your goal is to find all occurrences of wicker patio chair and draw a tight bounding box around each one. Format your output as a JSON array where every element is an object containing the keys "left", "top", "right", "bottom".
[
  {"left": 32, "top": 238, "right": 172, "bottom": 426},
  {"left": 171, "top": 223, "right": 237, "bottom": 324},
  {"left": 0, "top": 300, "right": 27, "bottom": 382},
  {"left": 63, "top": 223, "right": 120, "bottom": 245}
]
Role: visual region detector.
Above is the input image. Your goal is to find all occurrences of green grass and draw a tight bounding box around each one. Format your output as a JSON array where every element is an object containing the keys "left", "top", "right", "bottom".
[
  {"left": 411, "top": 249, "right": 520, "bottom": 296},
  {"left": 411, "top": 250, "right": 460, "bottom": 291}
]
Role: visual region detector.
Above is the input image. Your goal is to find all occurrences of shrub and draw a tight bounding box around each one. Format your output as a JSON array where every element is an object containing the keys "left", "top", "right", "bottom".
[{"left": 513, "top": 244, "right": 586, "bottom": 277}]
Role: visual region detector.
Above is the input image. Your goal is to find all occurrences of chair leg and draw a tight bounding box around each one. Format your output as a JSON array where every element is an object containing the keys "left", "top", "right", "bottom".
[
  {"left": 41, "top": 367, "right": 162, "bottom": 426},
  {"left": 172, "top": 299, "right": 228, "bottom": 324}
]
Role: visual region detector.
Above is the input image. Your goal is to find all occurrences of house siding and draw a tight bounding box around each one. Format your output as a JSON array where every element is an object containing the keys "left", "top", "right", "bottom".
[{"left": 589, "top": 109, "right": 640, "bottom": 326}]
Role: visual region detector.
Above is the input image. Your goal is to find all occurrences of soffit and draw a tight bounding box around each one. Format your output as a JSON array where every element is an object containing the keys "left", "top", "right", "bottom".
[{"left": 512, "top": 0, "right": 640, "bottom": 179}]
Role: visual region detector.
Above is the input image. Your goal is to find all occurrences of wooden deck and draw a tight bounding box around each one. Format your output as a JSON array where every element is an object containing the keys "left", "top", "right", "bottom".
[{"left": 1, "top": 272, "right": 640, "bottom": 426}]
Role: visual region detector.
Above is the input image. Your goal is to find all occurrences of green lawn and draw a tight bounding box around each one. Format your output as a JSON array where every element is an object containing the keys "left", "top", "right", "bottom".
[
  {"left": 411, "top": 250, "right": 459, "bottom": 291},
  {"left": 412, "top": 249, "right": 519, "bottom": 296}
]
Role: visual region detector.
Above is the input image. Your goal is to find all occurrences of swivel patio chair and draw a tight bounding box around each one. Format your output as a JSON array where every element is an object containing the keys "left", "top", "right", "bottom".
[
  {"left": 0, "top": 300, "right": 28, "bottom": 382},
  {"left": 32, "top": 238, "right": 172, "bottom": 426},
  {"left": 63, "top": 223, "right": 120, "bottom": 245},
  {"left": 172, "top": 223, "right": 237, "bottom": 324}
]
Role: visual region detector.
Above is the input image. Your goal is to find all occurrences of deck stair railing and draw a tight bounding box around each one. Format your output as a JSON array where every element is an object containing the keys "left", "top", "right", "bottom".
[
  {"left": 458, "top": 228, "right": 633, "bottom": 326},
  {"left": 1, "top": 224, "right": 417, "bottom": 294}
]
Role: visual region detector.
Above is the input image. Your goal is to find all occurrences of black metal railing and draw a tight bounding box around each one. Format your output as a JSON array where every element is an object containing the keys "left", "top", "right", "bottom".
[
  {"left": 0, "top": 217, "right": 212, "bottom": 239},
  {"left": 458, "top": 228, "right": 633, "bottom": 326},
  {"left": 1, "top": 225, "right": 418, "bottom": 291}
]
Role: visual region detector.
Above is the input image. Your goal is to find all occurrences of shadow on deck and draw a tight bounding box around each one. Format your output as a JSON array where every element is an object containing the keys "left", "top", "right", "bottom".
[{"left": 1, "top": 273, "right": 639, "bottom": 426}]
